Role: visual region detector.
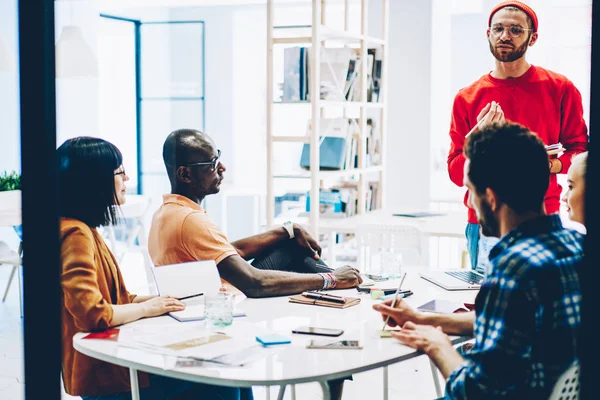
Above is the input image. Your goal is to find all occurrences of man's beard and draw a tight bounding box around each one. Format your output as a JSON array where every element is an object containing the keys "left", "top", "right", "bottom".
[
  {"left": 479, "top": 199, "right": 500, "bottom": 238},
  {"left": 488, "top": 38, "right": 529, "bottom": 63}
]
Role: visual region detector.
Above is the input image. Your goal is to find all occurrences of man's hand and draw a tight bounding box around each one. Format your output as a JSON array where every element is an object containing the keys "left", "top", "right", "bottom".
[
  {"left": 293, "top": 224, "right": 322, "bottom": 259},
  {"left": 476, "top": 101, "right": 505, "bottom": 130},
  {"left": 394, "top": 321, "right": 466, "bottom": 379},
  {"left": 373, "top": 298, "right": 421, "bottom": 328},
  {"left": 332, "top": 265, "right": 363, "bottom": 288},
  {"left": 392, "top": 321, "right": 453, "bottom": 356}
]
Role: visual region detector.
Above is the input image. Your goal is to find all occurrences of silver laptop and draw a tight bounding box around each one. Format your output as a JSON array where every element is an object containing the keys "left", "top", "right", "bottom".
[{"left": 419, "top": 269, "right": 484, "bottom": 291}]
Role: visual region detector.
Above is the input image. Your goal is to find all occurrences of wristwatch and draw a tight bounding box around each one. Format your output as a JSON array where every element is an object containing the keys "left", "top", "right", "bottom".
[{"left": 282, "top": 221, "right": 295, "bottom": 239}]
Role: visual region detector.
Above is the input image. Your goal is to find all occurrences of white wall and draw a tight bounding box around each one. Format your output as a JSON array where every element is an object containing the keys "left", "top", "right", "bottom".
[
  {"left": 0, "top": 0, "right": 19, "bottom": 174},
  {"left": 54, "top": 0, "right": 100, "bottom": 146},
  {"left": 384, "top": 0, "right": 432, "bottom": 210}
]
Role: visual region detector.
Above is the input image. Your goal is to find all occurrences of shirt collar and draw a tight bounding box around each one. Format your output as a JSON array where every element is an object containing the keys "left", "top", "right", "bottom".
[
  {"left": 162, "top": 194, "right": 206, "bottom": 213},
  {"left": 489, "top": 214, "right": 563, "bottom": 260}
]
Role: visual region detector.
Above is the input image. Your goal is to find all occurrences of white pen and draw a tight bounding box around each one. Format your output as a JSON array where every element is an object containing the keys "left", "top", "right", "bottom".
[{"left": 381, "top": 272, "right": 408, "bottom": 332}]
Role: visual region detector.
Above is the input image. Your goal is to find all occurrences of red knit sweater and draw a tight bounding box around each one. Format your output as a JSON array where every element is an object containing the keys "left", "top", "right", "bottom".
[{"left": 447, "top": 65, "right": 589, "bottom": 224}]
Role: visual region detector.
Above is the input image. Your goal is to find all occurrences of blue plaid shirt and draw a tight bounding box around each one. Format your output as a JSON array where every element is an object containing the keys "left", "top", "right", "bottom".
[{"left": 446, "top": 214, "right": 582, "bottom": 399}]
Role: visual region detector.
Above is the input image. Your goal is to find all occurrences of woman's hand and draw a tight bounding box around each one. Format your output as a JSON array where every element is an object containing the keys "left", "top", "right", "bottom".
[{"left": 141, "top": 296, "right": 186, "bottom": 318}]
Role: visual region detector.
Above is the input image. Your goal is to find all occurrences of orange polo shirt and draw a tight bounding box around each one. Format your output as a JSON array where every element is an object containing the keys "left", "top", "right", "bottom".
[{"left": 148, "top": 194, "right": 238, "bottom": 272}]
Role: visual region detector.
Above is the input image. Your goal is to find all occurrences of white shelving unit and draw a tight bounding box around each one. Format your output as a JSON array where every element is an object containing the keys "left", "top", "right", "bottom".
[{"left": 266, "top": 0, "right": 389, "bottom": 241}]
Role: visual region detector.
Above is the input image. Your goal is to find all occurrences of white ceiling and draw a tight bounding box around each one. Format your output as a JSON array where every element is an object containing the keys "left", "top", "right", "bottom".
[{"left": 97, "top": 0, "right": 351, "bottom": 9}]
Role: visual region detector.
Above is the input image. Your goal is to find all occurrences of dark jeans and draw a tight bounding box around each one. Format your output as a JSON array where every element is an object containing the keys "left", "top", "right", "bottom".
[
  {"left": 250, "top": 240, "right": 333, "bottom": 274},
  {"left": 81, "top": 373, "right": 254, "bottom": 400}
]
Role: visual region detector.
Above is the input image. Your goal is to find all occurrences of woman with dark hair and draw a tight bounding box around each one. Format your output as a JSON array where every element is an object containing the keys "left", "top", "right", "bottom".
[{"left": 58, "top": 137, "right": 252, "bottom": 400}]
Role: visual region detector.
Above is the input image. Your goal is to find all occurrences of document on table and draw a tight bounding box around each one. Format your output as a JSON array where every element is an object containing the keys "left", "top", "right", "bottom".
[{"left": 118, "top": 323, "right": 265, "bottom": 365}]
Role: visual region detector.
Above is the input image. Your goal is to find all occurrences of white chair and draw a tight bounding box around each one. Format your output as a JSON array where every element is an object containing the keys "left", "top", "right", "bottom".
[
  {"left": 102, "top": 195, "right": 156, "bottom": 295},
  {"left": 355, "top": 223, "right": 424, "bottom": 275},
  {"left": 549, "top": 360, "right": 580, "bottom": 400},
  {"left": 0, "top": 240, "right": 23, "bottom": 317}
]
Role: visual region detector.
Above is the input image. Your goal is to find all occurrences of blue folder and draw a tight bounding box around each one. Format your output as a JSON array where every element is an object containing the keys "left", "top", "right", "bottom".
[{"left": 299, "top": 137, "right": 347, "bottom": 170}]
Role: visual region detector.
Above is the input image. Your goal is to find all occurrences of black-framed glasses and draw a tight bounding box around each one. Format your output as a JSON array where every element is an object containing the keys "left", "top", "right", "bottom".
[
  {"left": 183, "top": 149, "right": 222, "bottom": 172},
  {"left": 114, "top": 167, "right": 127, "bottom": 177},
  {"left": 489, "top": 24, "right": 532, "bottom": 39}
]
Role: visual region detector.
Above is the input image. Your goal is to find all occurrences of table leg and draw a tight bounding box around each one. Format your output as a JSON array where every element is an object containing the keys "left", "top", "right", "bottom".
[
  {"left": 383, "top": 365, "right": 388, "bottom": 400},
  {"left": 429, "top": 358, "right": 443, "bottom": 398},
  {"left": 318, "top": 380, "right": 331, "bottom": 400},
  {"left": 276, "top": 385, "right": 286, "bottom": 400},
  {"left": 265, "top": 385, "right": 270, "bottom": 400},
  {"left": 291, "top": 384, "right": 297, "bottom": 400},
  {"left": 2, "top": 265, "right": 16, "bottom": 302},
  {"left": 17, "top": 264, "right": 22, "bottom": 317},
  {"left": 129, "top": 368, "right": 140, "bottom": 400}
]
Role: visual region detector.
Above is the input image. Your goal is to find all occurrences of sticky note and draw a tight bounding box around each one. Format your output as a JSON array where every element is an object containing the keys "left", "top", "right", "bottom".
[{"left": 256, "top": 334, "right": 291, "bottom": 346}]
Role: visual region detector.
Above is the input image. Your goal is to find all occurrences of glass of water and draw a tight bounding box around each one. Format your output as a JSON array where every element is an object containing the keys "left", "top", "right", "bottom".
[
  {"left": 204, "top": 292, "right": 234, "bottom": 327},
  {"left": 380, "top": 251, "right": 403, "bottom": 279}
]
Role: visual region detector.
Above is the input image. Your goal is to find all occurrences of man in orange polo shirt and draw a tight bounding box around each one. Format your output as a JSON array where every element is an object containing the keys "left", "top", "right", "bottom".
[{"left": 148, "top": 128, "right": 362, "bottom": 298}]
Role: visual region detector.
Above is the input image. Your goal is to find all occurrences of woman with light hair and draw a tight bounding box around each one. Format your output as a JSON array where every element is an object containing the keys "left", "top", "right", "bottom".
[{"left": 562, "top": 151, "right": 588, "bottom": 226}]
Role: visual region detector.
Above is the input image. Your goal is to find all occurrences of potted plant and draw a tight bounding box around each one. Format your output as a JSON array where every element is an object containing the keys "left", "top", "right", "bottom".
[{"left": 0, "top": 171, "right": 21, "bottom": 214}]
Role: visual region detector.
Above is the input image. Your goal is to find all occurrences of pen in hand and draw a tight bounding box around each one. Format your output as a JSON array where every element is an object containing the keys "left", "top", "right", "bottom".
[{"left": 381, "top": 272, "right": 407, "bottom": 332}]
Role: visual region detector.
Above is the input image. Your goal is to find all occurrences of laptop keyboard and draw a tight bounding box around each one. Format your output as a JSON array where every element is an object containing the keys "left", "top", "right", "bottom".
[{"left": 445, "top": 271, "right": 484, "bottom": 285}]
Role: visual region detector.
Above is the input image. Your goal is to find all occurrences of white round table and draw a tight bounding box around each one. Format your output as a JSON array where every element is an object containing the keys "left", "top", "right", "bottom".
[{"left": 74, "top": 270, "right": 476, "bottom": 400}]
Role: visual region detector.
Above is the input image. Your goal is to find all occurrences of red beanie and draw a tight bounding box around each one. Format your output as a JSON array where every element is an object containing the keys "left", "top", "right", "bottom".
[{"left": 488, "top": 1, "right": 538, "bottom": 32}]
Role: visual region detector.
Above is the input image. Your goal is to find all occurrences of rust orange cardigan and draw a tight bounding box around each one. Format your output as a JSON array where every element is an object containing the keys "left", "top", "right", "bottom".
[{"left": 60, "top": 218, "right": 149, "bottom": 396}]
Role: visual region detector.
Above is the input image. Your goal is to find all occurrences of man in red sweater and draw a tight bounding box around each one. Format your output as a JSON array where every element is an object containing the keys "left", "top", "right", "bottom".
[{"left": 447, "top": 1, "right": 588, "bottom": 274}]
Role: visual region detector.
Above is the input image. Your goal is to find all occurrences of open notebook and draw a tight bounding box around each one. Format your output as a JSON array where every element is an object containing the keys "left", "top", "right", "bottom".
[{"left": 151, "top": 260, "right": 241, "bottom": 322}]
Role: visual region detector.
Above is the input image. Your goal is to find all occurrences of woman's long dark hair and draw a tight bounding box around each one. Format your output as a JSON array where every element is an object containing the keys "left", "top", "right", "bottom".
[{"left": 57, "top": 137, "right": 123, "bottom": 227}]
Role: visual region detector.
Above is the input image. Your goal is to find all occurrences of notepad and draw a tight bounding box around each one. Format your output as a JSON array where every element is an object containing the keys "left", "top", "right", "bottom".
[
  {"left": 150, "top": 260, "right": 223, "bottom": 321},
  {"left": 289, "top": 292, "right": 361, "bottom": 309},
  {"left": 417, "top": 300, "right": 473, "bottom": 314}
]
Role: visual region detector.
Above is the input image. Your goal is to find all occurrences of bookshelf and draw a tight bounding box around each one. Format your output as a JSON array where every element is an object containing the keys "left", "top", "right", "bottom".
[{"left": 266, "top": 0, "right": 389, "bottom": 241}]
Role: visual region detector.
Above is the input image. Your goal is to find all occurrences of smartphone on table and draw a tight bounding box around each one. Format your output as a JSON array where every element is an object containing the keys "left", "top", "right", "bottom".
[
  {"left": 306, "top": 340, "right": 362, "bottom": 349},
  {"left": 292, "top": 326, "right": 344, "bottom": 337}
]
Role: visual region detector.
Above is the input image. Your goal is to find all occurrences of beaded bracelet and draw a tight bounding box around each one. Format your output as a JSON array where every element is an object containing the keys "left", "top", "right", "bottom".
[{"left": 318, "top": 272, "right": 337, "bottom": 290}]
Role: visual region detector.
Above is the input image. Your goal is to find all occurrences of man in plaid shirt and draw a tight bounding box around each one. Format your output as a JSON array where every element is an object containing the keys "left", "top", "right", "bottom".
[{"left": 374, "top": 122, "right": 583, "bottom": 398}]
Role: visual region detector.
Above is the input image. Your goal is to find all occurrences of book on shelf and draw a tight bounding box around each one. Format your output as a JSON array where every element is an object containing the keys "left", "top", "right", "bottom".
[
  {"left": 299, "top": 118, "right": 352, "bottom": 171},
  {"left": 302, "top": 181, "right": 380, "bottom": 219},
  {"left": 280, "top": 46, "right": 383, "bottom": 103},
  {"left": 282, "top": 47, "right": 308, "bottom": 101},
  {"left": 305, "top": 191, "right": 343, "bottom": 213}
]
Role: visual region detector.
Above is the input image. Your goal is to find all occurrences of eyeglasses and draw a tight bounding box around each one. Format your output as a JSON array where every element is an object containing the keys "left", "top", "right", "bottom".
[
  {"left": 183, "top": 149, "right": 222, "bottom": 172},
  {"left": 489, "top": 24, "right": 533, "bottom": 39},
  {"left": 114, "top": 168, "right": 127, "bottom": 177}
]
